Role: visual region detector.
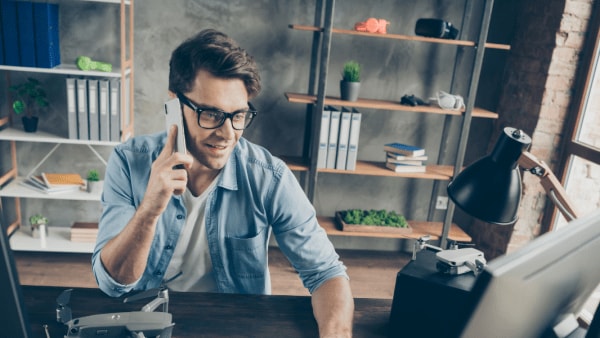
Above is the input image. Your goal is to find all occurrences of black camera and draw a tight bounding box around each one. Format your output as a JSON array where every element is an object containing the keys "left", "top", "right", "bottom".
[{"left": 415, "top": 18, "right": 459, "bottom": 39}]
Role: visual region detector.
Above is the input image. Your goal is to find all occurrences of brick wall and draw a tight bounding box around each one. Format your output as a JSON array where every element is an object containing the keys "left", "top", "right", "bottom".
[{"left": 469, "top": 0, "right": 595, "bottom": 259}]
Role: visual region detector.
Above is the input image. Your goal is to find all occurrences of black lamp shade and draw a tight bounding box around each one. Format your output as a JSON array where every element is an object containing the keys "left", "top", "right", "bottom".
[{"left": 447, "top": 127, "right": 532, "bottom": 225}]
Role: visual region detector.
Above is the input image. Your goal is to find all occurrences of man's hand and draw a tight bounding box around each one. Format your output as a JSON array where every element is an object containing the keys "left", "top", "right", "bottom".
[
  {"left": 100, "top": 126, "right": 193, "bottom": 284},
  {"left": 139, "top": 125, "right": 193, "bottom": 219}
]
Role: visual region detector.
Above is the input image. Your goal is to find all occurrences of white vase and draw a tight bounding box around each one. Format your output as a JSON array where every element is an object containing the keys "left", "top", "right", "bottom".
[
  {"left": 39, "top": 224, "right": 47, "bottom": 248},
  {"left": 31, "top": 223, "right": 48, "bottom": 238},
  {"left": 87, "top": 180, "right": 104, "bottom": 194}
]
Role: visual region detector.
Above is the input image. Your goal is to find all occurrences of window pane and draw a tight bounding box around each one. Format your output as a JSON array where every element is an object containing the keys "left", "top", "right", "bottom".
[
  {"left": 576, "top": 43, "right": 600, "bottom": 150},
  {"left": 556, "top": 155, "right": 600, "bottom": 229},
  {"left": 556, "top": 155, "right": 600, "bottom": 322}
]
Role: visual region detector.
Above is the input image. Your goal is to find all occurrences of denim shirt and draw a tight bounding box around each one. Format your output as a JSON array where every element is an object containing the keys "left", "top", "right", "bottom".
[{"left": 92, "top": 132, "right": 347, "bottom": 297}]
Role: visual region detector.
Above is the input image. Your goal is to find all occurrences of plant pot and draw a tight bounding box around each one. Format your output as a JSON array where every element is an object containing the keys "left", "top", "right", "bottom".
[
  {"left": 87, "top": 180, "right": 104, "bottom": 194},
  {"left": 22, "top": 116, "right": 39, "bottom": 132},
  {"left": 340, "top": 81, "right": 361, "bottom": 101},
  {"left": 31, "top": 223, "right": 48, "bottom": 239}
]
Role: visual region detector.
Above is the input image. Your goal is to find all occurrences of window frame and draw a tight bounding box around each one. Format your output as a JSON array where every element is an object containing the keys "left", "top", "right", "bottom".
[{"left": 544, "top": 2, "right": 600, "bottom": 230}]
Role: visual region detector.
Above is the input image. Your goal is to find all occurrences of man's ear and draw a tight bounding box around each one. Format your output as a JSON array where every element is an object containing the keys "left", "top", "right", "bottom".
[{"left": 167, "top": 91, "right": 176, "bottom": 99}]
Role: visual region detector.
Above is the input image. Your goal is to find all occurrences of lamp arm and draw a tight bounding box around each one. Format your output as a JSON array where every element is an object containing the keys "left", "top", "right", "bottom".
[{"left": 518, "top": 152, "right": 579, "bottom": 226}]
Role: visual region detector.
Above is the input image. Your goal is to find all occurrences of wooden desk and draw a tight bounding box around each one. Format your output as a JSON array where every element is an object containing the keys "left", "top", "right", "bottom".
[{"left": 22, "top": 286, "right": 392, "bottom": 337}]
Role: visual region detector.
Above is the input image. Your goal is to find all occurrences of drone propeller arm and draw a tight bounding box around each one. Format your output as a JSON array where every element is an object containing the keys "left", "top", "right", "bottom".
[{"left": 518, "top": 151, "right": 579, "bottom": 226}]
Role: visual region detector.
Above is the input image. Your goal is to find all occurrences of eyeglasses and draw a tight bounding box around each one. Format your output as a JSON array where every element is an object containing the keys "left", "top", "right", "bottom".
[{"left": 176, "top": 92, "right": 258, "bottom": 130}]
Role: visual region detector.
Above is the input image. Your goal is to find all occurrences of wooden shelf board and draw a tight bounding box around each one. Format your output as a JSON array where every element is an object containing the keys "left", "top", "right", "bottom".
[
  {"left": 318, "top": 216, "right": 471, "bottom": 242},
  {"left": 280, "top": 157, "right": 455, "bottom": 180},
  {"left": 285, "top": 92, "right": 498, "bottom": 119},
  {"left": 321, "top": 161, "right": 454, "bottom": 180},
  {"left": 289, "top": 24, "right": 511, "bottom": 50},
  {"left": 279, "top": 156, "right": 309, "bottom": 172},
  {"left": 0, "top": 177, "right": 101, "bottom": 201},
  {"left": 0, "top": 64, "right": 130, "bottom": 78},
  {"left": 0, "top": 127, "right": 122, "bottom": 146},
  {"left": 9, "top": 227, "right": 95, "bottom": 253}
]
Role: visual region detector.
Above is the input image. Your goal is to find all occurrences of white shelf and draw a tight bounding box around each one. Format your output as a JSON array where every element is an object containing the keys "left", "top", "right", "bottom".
[
  {"left": 0, "top": 177, "right": 101, "bottom": 200},
  {"left": 9, "top": 227, "right": 95, "bottom": 253},
  {"left": 0, "top": 127, "right": 121, "bottom": 146},
  {"left": 74, "top": 0, "right": 131, "bottom": 4},
  {"left": 0, "top": 64, "right": 130, "bottom": 77}
]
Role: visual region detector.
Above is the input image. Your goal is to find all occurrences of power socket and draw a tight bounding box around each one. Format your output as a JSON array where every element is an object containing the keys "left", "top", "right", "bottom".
[{"left": 436, "top": 196, "right": 448, "bottom": 210}]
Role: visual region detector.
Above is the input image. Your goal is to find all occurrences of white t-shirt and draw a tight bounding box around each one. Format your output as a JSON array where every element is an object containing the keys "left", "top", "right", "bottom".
[{"left": 164, "top": 177, "right": 219, "bottom": 292}]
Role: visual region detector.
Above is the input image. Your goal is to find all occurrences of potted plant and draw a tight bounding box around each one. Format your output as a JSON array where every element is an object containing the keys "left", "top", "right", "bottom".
[
  {"left": 29, "top": 214, "right": 49, "bottom": 239},
  {"left": 10, "top": 77, "right": 49, "bottom": 132},
  {"left": 86, "top": 169, "right": 103, "bottom": 194},
  {"left": 340, "top": 60, "right": 361, "bottom": 101}
]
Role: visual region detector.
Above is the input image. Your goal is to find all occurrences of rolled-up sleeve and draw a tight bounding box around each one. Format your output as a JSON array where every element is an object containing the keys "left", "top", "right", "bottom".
[
  {"left": 270, "top": 164, "right": 348, "bottom": 294},
  {"left": 92, "top": 147, "right": 142, "bottom": 296}
]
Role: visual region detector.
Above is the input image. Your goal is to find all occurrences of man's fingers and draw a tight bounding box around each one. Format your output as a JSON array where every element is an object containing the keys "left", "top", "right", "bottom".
[{"left": 159, "top": 125, "right": 178, "bottom": 158}]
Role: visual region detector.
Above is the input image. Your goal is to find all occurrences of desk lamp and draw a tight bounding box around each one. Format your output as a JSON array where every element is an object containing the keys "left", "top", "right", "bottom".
[{"left": 447, "top": 127, "right": 579, "bottom": 227}]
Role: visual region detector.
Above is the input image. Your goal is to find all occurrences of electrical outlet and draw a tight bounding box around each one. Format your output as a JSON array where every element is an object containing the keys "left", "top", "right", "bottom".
[{"left": 436, "top": 196, "right": 448, "bottom": 210}]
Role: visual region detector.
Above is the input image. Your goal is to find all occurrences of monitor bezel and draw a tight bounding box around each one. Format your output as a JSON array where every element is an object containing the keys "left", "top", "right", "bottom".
[
  {"left": 459, "top": 209, "right": 600, "bottom": 338},
  {"left": 0, "top": 200, "right": 31, "bottom": 338}
]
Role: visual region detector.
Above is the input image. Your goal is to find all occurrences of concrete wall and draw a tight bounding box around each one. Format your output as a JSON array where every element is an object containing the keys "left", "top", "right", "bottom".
[{"left": 1, "top": 0, "right": 516, "bottom": 251}]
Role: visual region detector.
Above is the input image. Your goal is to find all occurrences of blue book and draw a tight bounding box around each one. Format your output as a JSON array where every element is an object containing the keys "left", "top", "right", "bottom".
[
  {"left": 383, "top": 143, "right": 426, "bottom": 157},
  {"left": 17, "top": 1, "right": 36, "bottom": 67},
  {"left": 33, "top": 2, "right": 60, "bottom": 68},
  {"left": 1, "top": 0, "right": 20, "bottom": 66}
]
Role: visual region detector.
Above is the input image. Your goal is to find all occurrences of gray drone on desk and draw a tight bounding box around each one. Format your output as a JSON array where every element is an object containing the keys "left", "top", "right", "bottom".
[
  {"left": 56, "top": 287, "right": 174, "bottom": 338},
  {"left": 412, "top": 235, "right": 487, "bottom": 275}
]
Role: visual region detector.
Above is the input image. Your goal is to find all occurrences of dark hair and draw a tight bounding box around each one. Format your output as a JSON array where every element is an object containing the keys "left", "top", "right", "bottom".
[{"left": 168, "top": 29, "right": 261, "bottom": 99}]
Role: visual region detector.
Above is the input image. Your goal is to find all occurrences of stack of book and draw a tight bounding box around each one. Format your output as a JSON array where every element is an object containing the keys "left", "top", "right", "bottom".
[
  {"left": 384, "top": 143, "right": 427, "bottom": 173},
  {"left": 70, "top": 222, "right": 99, "bottom": 243},
  {"left": 20, "top": 173, "right": 85, "bottom": 194}
]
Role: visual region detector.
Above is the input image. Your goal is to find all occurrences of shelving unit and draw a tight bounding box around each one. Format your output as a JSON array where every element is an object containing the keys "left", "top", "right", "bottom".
[
  {"left": 284, "top": 0, "right": 509, "bottom": 246},
  {"left": 0, "top": 0, "right": 134, "bottom": 253}
]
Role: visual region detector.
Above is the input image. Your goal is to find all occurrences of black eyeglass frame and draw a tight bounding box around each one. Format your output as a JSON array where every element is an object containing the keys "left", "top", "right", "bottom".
[{"left": 176, "top": 92, "right": 258, "bottom": 130}]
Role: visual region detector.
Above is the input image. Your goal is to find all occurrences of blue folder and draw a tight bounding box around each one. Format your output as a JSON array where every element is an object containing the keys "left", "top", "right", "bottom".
[
  {"left": 33, "top": 2, "right": 60, "bottom": 68},
  {"left": 17, "top": 1, "right": 36, "bottom": 67},
  {"left": 0, "top": 1, "right": 4, "bottom": 65},
  {"left": 1, "top": 0, "right": 20, "bottom": 66}
]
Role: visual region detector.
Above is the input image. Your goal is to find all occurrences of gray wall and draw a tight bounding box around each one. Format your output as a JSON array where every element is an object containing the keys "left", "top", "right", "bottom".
[{"left": 1, "top": 0, "right": 515, "bottom": 251}]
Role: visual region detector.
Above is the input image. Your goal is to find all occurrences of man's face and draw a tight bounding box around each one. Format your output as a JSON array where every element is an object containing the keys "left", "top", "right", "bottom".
[{"left": 181, "top": 69, "right": 249, "bottom": 171}]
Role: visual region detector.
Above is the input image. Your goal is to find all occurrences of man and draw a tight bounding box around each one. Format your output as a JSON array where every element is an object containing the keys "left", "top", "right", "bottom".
[{"left": 92, "top": 29, "right": 354, "bottom": 337}]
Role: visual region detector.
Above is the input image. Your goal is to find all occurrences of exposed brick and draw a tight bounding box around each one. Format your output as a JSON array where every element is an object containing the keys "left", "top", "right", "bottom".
[
  {"left": 564, "top": 1, "right": 593, "bottom": 18},
  {"left": 552, "top": 46, "right": 580, "bottom": 62},
  {"left": 545, "top": 74, "right": 574, "bottom": 91},
  {"left": 538, "top": 103, "right": 563, "bottom": 120},
  {"left": 559, "top": 14, "right": 586, "bottom": 32},
  {"left": 536, "top": 119, "right": 563, "bottom": 135},
  {"left": 552, "top": 90, "right": 573, "bottom": 107},
  {"left": 547, "top": 60, "right": 578, "bottom": 76},
  {"left": 564, "top": 32, "right": 587, "bottom": 48}
]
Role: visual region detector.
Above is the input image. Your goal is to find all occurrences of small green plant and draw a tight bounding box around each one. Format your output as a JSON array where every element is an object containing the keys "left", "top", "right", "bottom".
[
  {"left": 10, "top": 78, "right": 49, "bottom": 118},
  {"left": 87, "top": 169, "right": 101, "bottom": 182},
  {"left": 29, "top": 214, "right": 49, "bottom": 226},
  {"left": 342, "top": 61, "right": 361, "bottom": 82},
  {"left": 341, "top": 209, "right": 409, "bottom": 228}
]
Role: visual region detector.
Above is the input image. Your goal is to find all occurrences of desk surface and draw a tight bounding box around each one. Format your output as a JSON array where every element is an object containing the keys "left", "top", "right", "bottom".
[{"left": 23, "top": 286, "right": 392, "bottom": 337}]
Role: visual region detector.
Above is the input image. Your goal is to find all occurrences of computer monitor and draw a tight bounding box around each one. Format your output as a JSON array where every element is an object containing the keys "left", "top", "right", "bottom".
[
  {"left": 459, "top": 209, "right": 600, "bottom": 338},
  {"left": 0, "top": 200, "right": 32, "bottom": 337}
]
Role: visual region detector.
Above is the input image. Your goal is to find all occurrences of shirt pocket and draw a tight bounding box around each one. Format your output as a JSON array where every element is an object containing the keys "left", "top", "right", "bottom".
[{"left": 225, "top": 228, "right": 268, "bottom": 279}]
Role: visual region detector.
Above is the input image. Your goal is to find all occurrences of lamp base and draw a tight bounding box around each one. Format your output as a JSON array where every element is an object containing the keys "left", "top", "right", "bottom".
[{"left": 388, "top": 250, "right": 476, "bottom": 337}]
